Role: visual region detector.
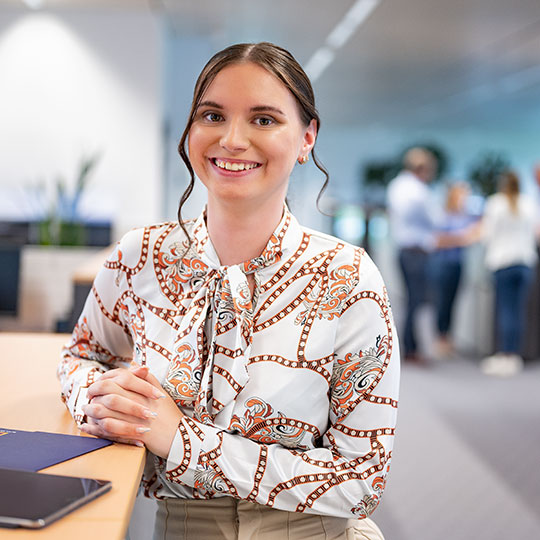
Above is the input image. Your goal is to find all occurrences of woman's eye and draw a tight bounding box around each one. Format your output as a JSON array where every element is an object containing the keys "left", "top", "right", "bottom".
[
  {"left": 255, "top": 116, "right": 274, "bottom": 127},
  {"left": 203, "top": 112, "right": 223, "bottom": 122}
]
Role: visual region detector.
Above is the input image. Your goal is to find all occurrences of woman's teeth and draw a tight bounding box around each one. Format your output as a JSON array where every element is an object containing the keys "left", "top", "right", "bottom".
[{"left": 214, "top": 159, "right": 258, "bottom": 171}]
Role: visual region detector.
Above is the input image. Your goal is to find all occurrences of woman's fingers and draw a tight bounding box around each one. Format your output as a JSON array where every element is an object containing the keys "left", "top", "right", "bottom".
[
  {"left": 138, "top": 368, "right": 162, "bottom": 389},
  {"left": 81, "top": 415, "right": 151, "bottom": 443},
  {"left": 88, "top": 369, "right": 166, "bottom": 401},
  {"left": 84, "top": 395, "right": 158, "bottom": 422},
  {"left": 101, "top": 364, "right": 149, "bottom": 380},
  {"left": 129, "top": 364, "right": 163, "bottom": 390},
  {"left": 129, "top": 364, "right": 150, "bottom": 378},
  {"left": 80, "top": 423, "right": 145, "bottom": 448}
]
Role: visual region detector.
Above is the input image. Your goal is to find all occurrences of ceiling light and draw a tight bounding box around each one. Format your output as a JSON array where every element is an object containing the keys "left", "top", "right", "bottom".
[
  {"left": 326, "top": 0, "right": 380, "bottom": 50},
  {"left": 304, "top": 47, "right": 335, "bottom": 82},
  {"left": 305, "top": 0, "right": 381, "bottom": 82}
]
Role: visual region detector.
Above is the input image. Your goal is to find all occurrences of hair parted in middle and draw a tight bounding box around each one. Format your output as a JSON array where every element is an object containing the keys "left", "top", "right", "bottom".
[{"left": 176, "top": 42, "right": 329, "bottom": 231}]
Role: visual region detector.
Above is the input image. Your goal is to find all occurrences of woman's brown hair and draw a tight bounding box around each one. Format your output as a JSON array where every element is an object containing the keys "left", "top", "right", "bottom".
[
  {"left": 176, "top": 42, "right": 329, "bottom": 239},
  {"left": 499, "top": 170, "right": 520, "bottom": 214}
]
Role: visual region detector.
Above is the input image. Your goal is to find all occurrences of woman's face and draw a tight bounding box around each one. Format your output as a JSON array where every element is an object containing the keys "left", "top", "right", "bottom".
[{"left": 188, "top": 62, "right": 317, "bottom": 211}]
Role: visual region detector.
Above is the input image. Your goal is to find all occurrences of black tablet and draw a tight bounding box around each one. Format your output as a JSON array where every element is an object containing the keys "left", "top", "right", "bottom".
[{"left": 0, "top": 467, "right": 112, "bottom": 529}]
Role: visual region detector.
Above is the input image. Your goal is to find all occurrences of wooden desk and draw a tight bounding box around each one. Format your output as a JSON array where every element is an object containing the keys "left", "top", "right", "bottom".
[{"left": 0, "top": 333, "right": 146, "bottom": 539}]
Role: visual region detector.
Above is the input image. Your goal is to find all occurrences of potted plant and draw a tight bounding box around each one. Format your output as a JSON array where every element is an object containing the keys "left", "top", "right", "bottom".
[{"left": 38, "top": 153, "right": 100, "bottom": 246}]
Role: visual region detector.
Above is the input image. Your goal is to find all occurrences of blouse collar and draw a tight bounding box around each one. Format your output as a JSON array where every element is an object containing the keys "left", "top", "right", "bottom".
[{"left": 190, "top": 205, "right": 294, "bottom": 275}]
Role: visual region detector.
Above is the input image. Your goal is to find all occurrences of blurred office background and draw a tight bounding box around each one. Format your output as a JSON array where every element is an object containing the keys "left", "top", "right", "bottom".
[{"left": 1, "top": 1, "right": 539, "bottom": 539}]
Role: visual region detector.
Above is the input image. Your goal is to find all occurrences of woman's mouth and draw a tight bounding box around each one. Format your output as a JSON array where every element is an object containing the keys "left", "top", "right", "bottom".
[{"left": 212, "top": 158, "right": 261, "bottom": 172}]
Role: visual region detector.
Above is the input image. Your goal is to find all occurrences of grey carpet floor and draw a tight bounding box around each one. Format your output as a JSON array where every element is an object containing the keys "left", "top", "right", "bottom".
[{"left": 373, "top": 356, "right": 540, "bottom": 540}]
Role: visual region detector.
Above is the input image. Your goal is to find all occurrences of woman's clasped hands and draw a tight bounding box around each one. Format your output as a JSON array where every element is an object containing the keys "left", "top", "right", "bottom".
[{"left": 81, "top": 363, "right": 182, "bottom": 458}]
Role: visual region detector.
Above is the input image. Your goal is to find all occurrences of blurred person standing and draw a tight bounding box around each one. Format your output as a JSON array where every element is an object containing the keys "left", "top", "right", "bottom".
[
  {"left": 387, "top": 147, "right": 439, "bottom": 363},
  {"left": 481, "top": 171, "right": 539, "bottom": 376},
  {"left": 431, "top": 182, "right": 481, "bottom": 358}
]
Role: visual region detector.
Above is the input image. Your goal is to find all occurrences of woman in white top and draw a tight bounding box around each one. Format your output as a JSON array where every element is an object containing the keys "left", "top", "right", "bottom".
[
  {"left": 57, "top": 42, "right": 399, "bottom": 539},
  {"left": 481, "top": 171, "right": 538, "bottom": 376}
]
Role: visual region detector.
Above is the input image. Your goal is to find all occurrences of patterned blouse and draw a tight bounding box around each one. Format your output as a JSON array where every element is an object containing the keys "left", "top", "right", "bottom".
[{"left": 58, "top": 207, "right": 400, "bottom": 519}]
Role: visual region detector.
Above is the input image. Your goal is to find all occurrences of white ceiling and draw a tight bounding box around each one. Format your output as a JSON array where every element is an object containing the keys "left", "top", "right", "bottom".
[
  {"left": 157, "top": 0, "right": 540, "bottom": 131},
  {"left": 3, "top": 0, "right": 540, "bottom": 131}
]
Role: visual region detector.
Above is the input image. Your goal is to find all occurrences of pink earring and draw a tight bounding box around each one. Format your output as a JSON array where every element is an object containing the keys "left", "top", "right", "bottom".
[{"left": 297, "top": 155, "right": 309, "bottom": 165}]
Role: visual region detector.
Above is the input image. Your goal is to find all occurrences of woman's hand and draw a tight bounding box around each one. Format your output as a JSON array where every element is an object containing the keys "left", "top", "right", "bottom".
[
  {"left": 81, "top": 364, "right": 183, "bottom": 459},
  {"left": 81, "top": 364, "right": 163, "bottom": 446},
  {"left": 129, "top": 366, "right": 185, "bottom": 459}
]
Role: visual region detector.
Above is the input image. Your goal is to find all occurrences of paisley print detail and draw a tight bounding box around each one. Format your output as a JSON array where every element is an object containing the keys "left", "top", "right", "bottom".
[
  {"left": 233, "top": 280, "right": 253, "bottom": 313},
  {"left": 122, "top": 302, "right": 144, "bottom": 339},
  {"left": 193, "top": 467, "right": 228, "bottom": 494},
  {"left": 65, "top": 317, "right": 115, "bottom": 364},
  {"left": 157, "top": 241, "right": 208, "bottom": 295},
  {"left": 243, "top": 232, "right": 282, "bottom": 274},
  {"left": 214, "top": 276, "right": 237, "bottom": 327},
  {"left": 193, "top": 399, "right": 214, "bottom": 425},
  {"left": 163, "top": 343, "right": 201, "bottom": 404},
  {"left": 351, "top": 474, "right": 386, "bottom": 517},
  {"left": 230, "top": 397, "right": 273, "bottom": 432},
  {"left": 318, "top": 264, "right": 357, "bottom": 319},
  {"left": 351, "top": 493, "right": 380, "bottom": 518},
  {"left": 229, "top": 397, "right": 308, "bottom": 449},
  {"left": 119, "top": 298, "right": 146, "bottom": 361},
  {"left": 330, "top": 335, "right": 388, "bottom": 416},
  {"left": 295, "top": 264, "right": 357, "bottom": 325}
]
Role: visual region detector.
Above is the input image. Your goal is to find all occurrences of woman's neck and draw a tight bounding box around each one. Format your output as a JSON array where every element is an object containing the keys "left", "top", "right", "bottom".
[{"left": 206, "top": 199, "right": 284, "bottom": 266}]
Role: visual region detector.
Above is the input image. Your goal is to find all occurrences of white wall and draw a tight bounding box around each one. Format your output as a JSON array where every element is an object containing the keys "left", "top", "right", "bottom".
[{"left": 0, "top": 8, "right": 161, "bottom": 238}]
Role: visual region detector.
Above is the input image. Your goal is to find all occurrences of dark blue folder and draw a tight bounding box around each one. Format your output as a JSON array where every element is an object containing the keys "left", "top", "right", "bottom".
[{"left": 0, "top": 428, "right": 112, "bottom": 471}]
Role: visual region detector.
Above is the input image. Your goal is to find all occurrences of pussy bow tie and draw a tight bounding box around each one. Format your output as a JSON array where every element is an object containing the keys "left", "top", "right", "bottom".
[{"left": 163, "top": 214, "right": 287, "bottom": 424}]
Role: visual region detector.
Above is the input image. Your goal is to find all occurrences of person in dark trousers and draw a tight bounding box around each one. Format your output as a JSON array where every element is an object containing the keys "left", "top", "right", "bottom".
[{"left": 387, "top": 148, "right": 438, "bottom": 363}]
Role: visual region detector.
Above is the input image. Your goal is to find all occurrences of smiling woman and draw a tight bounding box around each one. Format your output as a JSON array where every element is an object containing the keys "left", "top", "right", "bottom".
[
  {"left": 187, "top": 61, "right": 317, "bottom": 244},
  {"left": 58, "top": 42, "right": 399, "bottom": 540}
]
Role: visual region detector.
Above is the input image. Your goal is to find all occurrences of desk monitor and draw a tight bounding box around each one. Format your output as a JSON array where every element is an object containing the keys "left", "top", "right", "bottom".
[{"left": 0, "top": 468, "right": 112, "bottom": 529}]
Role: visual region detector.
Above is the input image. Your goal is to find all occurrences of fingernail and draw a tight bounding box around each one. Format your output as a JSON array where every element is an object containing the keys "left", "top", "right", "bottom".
[
  {"left": 153, "top": 389, "right": 166, "bottom": 399},
  {"left": 136, "top": 427, "right": 151, "bottom": 434},
  {"left": 134, "top": 441, "right": 145, "bottom": 448},
  {"left": 143, "top": 409, "right": 158, "bottom": 419}
]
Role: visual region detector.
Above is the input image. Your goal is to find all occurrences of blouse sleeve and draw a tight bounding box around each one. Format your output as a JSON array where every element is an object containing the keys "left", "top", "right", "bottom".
[
  {"left": 57, "top": 240, "right": 135, "bottom": 426},
  {"left": 164, "top": 253, "right": 400, "bottom": 519}
]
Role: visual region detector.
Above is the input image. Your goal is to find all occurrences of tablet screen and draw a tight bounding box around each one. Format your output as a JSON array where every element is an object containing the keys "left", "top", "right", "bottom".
[{"left": 0, "top": 468, "right": 112, "bottom": 529}]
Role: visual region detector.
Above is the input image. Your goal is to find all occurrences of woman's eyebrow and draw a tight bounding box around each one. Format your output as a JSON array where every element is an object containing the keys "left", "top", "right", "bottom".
[
  {"left": 196, "top": 101, "right": 285, "bottom": 116},
  {"left": 250, "top": 105, "right": 285, "bottom": 115},
  {"left": 198, "top": 100, "right": 223, "bottom": 109}
]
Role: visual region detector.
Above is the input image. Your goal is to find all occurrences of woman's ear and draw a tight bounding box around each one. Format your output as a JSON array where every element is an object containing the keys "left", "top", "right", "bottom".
[{"left": 301, "top": 119, "right": 318, "bottom": 156}]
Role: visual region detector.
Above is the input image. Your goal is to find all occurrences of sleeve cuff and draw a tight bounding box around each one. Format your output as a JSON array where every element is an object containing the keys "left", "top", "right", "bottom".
[{"left": 65, "top": 368, "right": 104, "bottom": 427}]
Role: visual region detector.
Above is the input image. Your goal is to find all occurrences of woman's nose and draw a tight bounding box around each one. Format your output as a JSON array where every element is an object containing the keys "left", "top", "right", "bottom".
[{"left": 219, "top": 119, "right": 249, "bottom": 152}]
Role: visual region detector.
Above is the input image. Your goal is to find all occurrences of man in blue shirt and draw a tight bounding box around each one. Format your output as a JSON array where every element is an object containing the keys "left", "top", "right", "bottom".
[{"left": 387, "top": 147, "right": 439, "bottom": 363}]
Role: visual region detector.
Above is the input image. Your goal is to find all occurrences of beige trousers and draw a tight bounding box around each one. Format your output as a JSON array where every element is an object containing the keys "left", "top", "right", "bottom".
[{"left": 153, "top": 497, "right": 384, "bottom": 540}]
